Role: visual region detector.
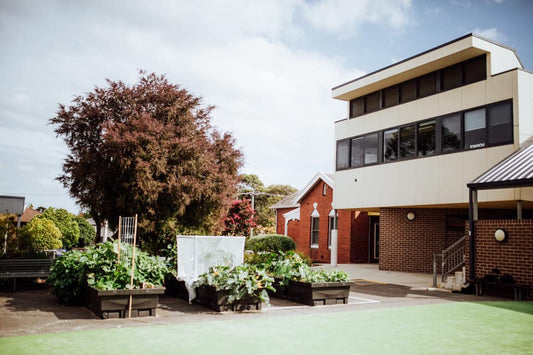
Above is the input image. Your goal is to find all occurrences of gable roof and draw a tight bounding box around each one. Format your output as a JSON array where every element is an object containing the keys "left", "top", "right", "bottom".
[
  {"left": 20, "top": 208, "right": 42, "bottom": 223},
  {"left": 270, "top": 191, "right": 300, "bottom": 210},
  {"left": 294, "top": 172, "right": 334, "bottom": 204},
  {"left": 468, "top": 139, "right": 533, "bottom": 190}
]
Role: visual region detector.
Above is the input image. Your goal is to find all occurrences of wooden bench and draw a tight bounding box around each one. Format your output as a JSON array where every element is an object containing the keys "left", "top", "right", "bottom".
[
  {"left": 0, "top": 259, "right": 52, "bottom": 292},
  {"left": 474, "top": 278, "right": 529, "bottom": 301}
]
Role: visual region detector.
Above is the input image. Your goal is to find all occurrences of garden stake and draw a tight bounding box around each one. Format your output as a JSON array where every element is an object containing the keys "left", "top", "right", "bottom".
[
  {"left": 128, "top": 214, "right": 138, "bottom": 318},
  {"left": 117, "top": 216, "right": 122, "bottom": 264}
]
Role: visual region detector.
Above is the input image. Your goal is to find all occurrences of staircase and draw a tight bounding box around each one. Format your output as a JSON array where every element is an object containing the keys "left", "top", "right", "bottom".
[{"left": 433, "top": 236, "right": 467, "bottom": 291}]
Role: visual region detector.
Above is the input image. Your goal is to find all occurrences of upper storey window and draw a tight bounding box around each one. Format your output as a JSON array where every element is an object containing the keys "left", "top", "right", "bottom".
[{"left": 348, "top": 55, "right": 487, "bottom": 118}]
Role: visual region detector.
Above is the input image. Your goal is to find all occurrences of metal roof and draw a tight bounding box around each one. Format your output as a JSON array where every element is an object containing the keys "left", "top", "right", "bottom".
[
  {"left": 468, "top": 141, "right": 533, "bottom": 190},
  {"left": 269, "top": 191, "right": 300, "bottom": 210}
]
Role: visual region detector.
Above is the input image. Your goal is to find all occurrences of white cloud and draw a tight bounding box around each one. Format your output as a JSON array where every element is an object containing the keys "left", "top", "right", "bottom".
[
  {"left": 473, "top": 27, "right": 508, "bottom": 43},
  {"left": 300, "top": 0, "right": 412, "bottom": 36}
]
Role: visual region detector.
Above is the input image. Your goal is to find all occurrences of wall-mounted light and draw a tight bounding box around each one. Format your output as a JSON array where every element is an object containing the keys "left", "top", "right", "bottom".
[
  {"left": 494, "top": 229, "right": 507, "bottom": 242},
  {"left": 406, "top": 212, "right": 416, "bottom": 221}
]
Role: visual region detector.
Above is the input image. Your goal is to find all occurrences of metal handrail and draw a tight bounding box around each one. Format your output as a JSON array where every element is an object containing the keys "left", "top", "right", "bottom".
[{"left": 432, "top": 236, "right": 466, "bottom": 287}]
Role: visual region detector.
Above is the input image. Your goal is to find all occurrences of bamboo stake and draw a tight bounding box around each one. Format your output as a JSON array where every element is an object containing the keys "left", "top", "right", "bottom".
[
  {"left": 128, "top": 214, "right": 138, "bottom": 318},
  {"left": 117, "top": 216, "right": 122, "bottom": 264}
]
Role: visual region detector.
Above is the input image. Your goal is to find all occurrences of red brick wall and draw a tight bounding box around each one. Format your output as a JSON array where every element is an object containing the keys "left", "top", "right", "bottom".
[
  {"left": 275, "top": 208, "right": 297, "bottom": 235},
  {"left": 466, "top": 219, "right": 533, "bottom": 299},
  {"left": 380, "top": 208, "right": 467, "bottom": 273},
  {"left": 351, "top": 211, "right": 369, "bottom": 263}
]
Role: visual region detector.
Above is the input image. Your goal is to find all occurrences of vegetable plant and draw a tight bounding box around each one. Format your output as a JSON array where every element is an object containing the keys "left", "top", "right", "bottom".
[{"left": 194, "top": 264, "right": 275, "bottom": 303}]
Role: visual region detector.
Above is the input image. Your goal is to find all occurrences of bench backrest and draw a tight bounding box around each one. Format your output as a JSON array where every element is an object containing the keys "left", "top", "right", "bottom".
[{"left": 0, "top": 259, "right": 52, "bottom": 274}]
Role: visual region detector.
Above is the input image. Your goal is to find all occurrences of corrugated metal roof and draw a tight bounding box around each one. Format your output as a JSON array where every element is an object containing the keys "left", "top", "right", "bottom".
[
  {"left": 468, "top": 142, "right": 533, "bottom": 190},
  {"left": 269, "top": 191, "right": 300, "bottom": 210}
]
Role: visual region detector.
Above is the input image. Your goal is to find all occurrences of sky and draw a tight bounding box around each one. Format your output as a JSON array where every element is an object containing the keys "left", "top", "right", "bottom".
[{"left": 1, "top": 0, "right": 532, "bottom": 214}]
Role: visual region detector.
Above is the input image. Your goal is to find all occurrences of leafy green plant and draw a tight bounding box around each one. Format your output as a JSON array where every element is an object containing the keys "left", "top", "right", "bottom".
[
  {"left": 194, "top": 264, "right": 275, "bottom": 303},
  {"left": 48, "top": 241, "right": 169, "bottom": 304},
  {"left": 18, "top": 218, "right": 62, "bottom": 252}
]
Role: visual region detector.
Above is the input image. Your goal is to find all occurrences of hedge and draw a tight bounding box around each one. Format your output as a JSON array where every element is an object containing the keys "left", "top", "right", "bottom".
[{"left": 245, "top": 234, "right": 296, "bottom": 253}]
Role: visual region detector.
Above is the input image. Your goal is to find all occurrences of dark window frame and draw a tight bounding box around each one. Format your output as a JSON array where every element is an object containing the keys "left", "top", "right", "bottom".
[{"left": 310, "top": 216, "right": 320, "bottom": 246}]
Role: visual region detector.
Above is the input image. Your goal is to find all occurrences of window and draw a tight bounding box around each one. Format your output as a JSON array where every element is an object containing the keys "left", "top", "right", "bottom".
[
  {"left": 399, "top": 125, "right": 416, "bottom": 159},
  {"left": 351, "top": 137, "right": 364, "bottom": 167},
  {"left": 350, "top": 98, "right": 364, "bottom": 118},
  {"left": 464, "top": 55, "right": 486, "bottom": 84},
  {"left": 441, "top": 64, "right": 462, "bottom": 91},
  {"left": 400, "top": 79, "right": 417, "bottom": 103},
  {"left": 322, "top": 183, "right": 327, "bottom": 196},
  {"left": 311, "top": 217, "right": 319, "bottom": 247},
  {"left": 383, "top": 128, "right": 398, "bottom": 162},
  {"left": 487, "top": 101, "right": 513, "bottom": 145},
  {"left": 442, "top": 114, "right": 462, "bottom": 152},
  {"left": 364, "top": 133, "right": 379, "bottom": 164},
  {"left": 418, "top": 72, "right": 437, "bottom": 98},
  {"left": 366, "top": 92, "right": 380, "bottom": 113},
  {"left": 383, "top": 86, "right": 399, "bottom": 107},
  {"left": 464, "top": 108, "right": 486, "bottom": 149},
  {"left": 417, "top": 120, "right": 436, "bottom": 157},
  {"left": 336, "top": 140, "right": 350, "bottom": 170}
]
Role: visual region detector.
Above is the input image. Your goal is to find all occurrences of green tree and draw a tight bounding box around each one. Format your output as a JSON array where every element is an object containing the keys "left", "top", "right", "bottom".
[
  {"left": 36, "top": 208, "right": 80, "bottom": 249},
  {"left": 74, "top": 216, "right": 96, "bottom": 247},
  {"left": 238, "top": 174, "right": 297, "bottom": 234},
  {"left": 19, "top": 218, "right": 62, "bottom": 252},
  {"left": 50, "top": 72, "right": 243, "bottom": 253}
]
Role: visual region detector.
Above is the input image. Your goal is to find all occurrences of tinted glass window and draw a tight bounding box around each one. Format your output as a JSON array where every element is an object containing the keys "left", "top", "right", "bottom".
[
  {"left": 399, "top": 125, "right": 416, "bottom": 159},
  {"left": 464, "top": 55, "right": 486, "bottom": 84},
  {"left": 418, "top": 119, "right": 436, "bottom": 157},
  {"left": 442, "top": 114, "right": 462, "bottom": 152},
  {"left": 351, "top": 137, "right": 364, "bottom": 167},
  {"left": 464, "top": 108, "right": 486, "bottom": 150},
  {"left": 364, "top": 133, "right": 379, "bottom": 164},
  {"left": 311, "top": 217, "right": 319, "bottom": 245},
  {"left": 418, "top": 73, "right": 437, "bottom": 98},
  {"left": 383, "top": 129, "right": 398, "bottom": 162},
  {"left": 350, "top": 98, "right": 364, "bottom": 117},
  {"left": 383, "top": 86, "right": 399, "bottom": 107},
  {"left": 441, "top": 64, "right": 462, "bottom": 91},
  {"left": 400, "top": 80, "right": 417, "bottom": 103},
  {"left": 366, "top": 92, "right": 380, "bottom": 113},
  {"left": 336, "top": 140, "right": 350, "bottom": 169},
  {"left": 487, "top": 102, "right": 513, "bottom": 145}
]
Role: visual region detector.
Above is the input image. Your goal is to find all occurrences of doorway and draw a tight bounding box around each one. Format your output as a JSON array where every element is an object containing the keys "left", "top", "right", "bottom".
[{"left": 369, "top": 215, "right": 379, "bottom": 263}]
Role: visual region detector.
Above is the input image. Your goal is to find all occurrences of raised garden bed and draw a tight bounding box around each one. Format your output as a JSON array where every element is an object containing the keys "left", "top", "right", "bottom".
[
  {"left": 288, "top": 280, "right": 353, "bottom": 306},
  {"left": 195, "top": 284, "right": 262, "bottom": 312},
  {"left": 268, "top": 277, "right": 288, "bottom": 299},
  {"left": 86, "top": 286, "right": 165, "bottom": 319}
]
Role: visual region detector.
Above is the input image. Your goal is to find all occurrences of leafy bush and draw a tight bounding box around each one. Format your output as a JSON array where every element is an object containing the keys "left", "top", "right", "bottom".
[
  {"left": 19, "top": 218, "right": 62, "bottom": 252},
  {"left": 48, "top": 241, "right": 169, "bottom": 304},
  {"left": 74, "top": 216, "right": 95, "bottom": 247},
  {"left": 245, "top": 234, "right": 296, "bottom": 253},
  {"left": 36, "top": 208, "right": 80, "bottom": 249},
  {"left": 194, "top": 264, "right": 274, "bottom": 303}
]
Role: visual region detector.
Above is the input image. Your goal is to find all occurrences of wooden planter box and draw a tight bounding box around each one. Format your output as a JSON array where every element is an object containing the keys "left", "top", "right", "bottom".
[
  {"left": 288, "top": 280, "right": 353, "bottom": 306},
  {"left": 165, "top": 276, "right": 189, "bottom": 301},
  {"left": 195, "top": 285, "right": 262, "bottom": 312},
  {"left": 86, "top": 286, "right": 165, "bottom": 319},
  {"left": 268, "top": 277, "right": 289, "bottom": 299}
]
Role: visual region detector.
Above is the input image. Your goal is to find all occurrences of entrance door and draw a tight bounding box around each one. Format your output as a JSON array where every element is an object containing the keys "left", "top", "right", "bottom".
[{"left": 369, "top": 215, "right": 379, "bottom": 263}]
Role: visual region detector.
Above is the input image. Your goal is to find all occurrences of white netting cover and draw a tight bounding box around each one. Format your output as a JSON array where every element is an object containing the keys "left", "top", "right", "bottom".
[{"left": 177, "top": 235, "right": 245, "bottom": 302}]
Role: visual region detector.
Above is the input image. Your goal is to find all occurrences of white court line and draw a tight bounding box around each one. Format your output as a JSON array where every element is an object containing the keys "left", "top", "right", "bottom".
[{"left": 264, "top": 293, "right": 380, "bottom": 311}]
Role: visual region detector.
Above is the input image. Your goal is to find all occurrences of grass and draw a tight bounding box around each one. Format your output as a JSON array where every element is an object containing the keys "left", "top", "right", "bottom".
[{"left": 1, "top": 301, "right": 532, "bottom": 355}]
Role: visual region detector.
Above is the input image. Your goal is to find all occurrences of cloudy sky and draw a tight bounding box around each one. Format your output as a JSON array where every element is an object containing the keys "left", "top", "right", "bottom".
[{"left": 1, "top": 0, "right": 532, "bottom": 213}]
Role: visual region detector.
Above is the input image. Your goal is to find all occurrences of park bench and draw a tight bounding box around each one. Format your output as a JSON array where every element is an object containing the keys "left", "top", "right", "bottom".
[
  {"left": 474, "top": 273, "right": 529, "bottom": 301},
  {"left": 0, "top": 259, "right": 52, "bottom": 292}
]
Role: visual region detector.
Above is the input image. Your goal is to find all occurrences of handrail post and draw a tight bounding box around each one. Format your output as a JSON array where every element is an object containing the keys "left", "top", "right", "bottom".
[{"left": 433, "top": 253, "right": 438, "bottom": 287}]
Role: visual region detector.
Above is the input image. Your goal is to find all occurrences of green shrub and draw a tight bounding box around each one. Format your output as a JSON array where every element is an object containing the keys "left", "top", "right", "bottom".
[
  {"left": 19, "top": 218, "right": 62, "bottom": 252},
  {"left": 74, "top": 216, "right": 95, "bottom": 247},
  {"left": 47, "top": 241, "right": 169, "bottom": 304},
  {"left": 245, "top": 234, "right": 296, "bottom": 253},
  {"left": 36, "top": 208, "right": 80, "bottom": 249}
]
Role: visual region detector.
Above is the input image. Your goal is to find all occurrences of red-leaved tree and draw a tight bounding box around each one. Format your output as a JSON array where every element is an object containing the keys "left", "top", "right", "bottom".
[
  {"left": 50, "top": 72, "right": 243, "bottom": 252},
  {"left": 222, "top": 199, "right": 256, "bottom": 237}
]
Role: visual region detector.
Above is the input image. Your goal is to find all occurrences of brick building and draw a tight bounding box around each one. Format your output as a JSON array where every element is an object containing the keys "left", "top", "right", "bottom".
[
  {"left": 271, "top": 172, "right": 369, "bottom": 263},
  {"left": 331, "top": 34, "right": 533, "bottom": 290}
]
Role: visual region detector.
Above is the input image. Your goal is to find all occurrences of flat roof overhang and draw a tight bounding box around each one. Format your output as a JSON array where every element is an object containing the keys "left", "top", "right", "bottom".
[{"left": 332, "top": 33, "right": 522, "bottom": 102}]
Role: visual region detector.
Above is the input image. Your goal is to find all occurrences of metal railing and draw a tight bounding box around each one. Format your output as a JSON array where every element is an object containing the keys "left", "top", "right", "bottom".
[{"left": 433, "top": 236, "right": 466, "bottom": 287}]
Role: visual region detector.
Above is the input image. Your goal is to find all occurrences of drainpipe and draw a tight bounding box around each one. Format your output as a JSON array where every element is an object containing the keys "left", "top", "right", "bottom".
[{"left": 468, "top": 188, "right": 477, "bottom": 281}]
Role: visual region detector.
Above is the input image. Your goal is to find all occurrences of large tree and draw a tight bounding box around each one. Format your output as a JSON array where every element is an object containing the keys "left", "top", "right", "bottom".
[
  {"left": 238, "top": 174, "right": 297, "bottom": 234},
  {"left": 50, "top": 72, "right": 243, "bottom": 252}
]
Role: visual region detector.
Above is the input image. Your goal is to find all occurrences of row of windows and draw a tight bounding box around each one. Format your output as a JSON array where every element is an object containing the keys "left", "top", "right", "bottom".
[
  {"left": 336, "top": 100, "right": 513, "bottom": 170},
  {"left": 349, "top": 55, "right": 487, "bottom": 118},
  {"left": 310, "top": 215, "right": 337, "bottom": 248}
]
